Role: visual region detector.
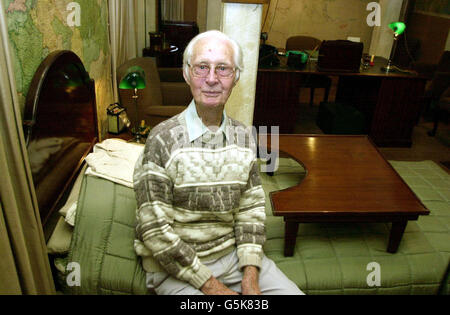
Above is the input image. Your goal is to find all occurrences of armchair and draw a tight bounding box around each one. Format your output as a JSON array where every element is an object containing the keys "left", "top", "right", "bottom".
[
  {"left": 414, "top": 50, "right": 450, "bottom": 80},
  {"left": 117, "top": 57, "right": 191, "bottom": 128}
]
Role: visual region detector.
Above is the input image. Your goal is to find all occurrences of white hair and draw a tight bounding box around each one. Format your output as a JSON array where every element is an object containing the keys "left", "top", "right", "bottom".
[{"left": 183, "top": 30, "right": 244, "bottom": 83}]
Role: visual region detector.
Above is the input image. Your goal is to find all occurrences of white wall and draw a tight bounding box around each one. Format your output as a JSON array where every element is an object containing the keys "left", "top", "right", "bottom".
[
  {"left": 222, "top": 2, "right": 263, "bottom": 126},
  {"left": 197, "top": 0, "right": 208, "bottom": 33},
  {"left": 206, "top": 0, "right": 222, "bottom": 30}
]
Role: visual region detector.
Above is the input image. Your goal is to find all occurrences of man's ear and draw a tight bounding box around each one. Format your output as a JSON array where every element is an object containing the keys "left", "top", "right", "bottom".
[{"left": 183, "top": 68, "right": 191, "bottom": 85}]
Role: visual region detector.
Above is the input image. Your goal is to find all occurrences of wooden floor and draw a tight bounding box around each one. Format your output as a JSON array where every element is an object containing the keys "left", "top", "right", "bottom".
[{"left": 292, "top": 86, "right": 450, "bottom": 171}]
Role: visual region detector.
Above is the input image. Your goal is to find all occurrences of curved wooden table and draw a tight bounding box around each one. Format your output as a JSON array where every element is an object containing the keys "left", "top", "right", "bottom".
[{"left": 263, "top": 134, "right": 429, "bottom": 256}]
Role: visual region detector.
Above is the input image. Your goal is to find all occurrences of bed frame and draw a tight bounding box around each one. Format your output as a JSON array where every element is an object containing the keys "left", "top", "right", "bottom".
[{"left": 23, "top": 50, "right": 98, "bottom": 238}]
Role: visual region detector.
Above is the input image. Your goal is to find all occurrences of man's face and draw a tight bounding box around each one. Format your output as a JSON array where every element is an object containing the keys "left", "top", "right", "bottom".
[{"left": 184, "top": 37, "right": 236, "bottom": 112}]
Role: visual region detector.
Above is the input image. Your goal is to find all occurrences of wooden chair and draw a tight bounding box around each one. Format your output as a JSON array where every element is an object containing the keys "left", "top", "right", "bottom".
[
  {"left": 286, "top": 36, "right": 332, "bottom": 106},
  {"left": 117, "top": 57, "right": 191, "bottom": 128}
]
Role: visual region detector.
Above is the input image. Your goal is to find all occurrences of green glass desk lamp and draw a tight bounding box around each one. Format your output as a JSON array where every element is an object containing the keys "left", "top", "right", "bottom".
[
  {"left": 382, "top": 21, "right": 406, "bottom": 73},
  {"left": 119, "top": 66, "right": 147, "bottom": 143}
]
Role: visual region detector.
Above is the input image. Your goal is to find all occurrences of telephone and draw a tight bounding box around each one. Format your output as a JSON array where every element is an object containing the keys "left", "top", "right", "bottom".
[{"left": 259, "top": 44, "right": 280, "bottom": 68}]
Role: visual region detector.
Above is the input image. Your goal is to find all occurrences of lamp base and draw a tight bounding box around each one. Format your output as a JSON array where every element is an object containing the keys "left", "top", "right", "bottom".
[
  {"left": 129, "top": 124, "right": 150, "bottom": 144},
  {"left": 129, "top": 133, "right": 145, "bottom": 144},
  {"left": 381, "top": 64, "right": 397, "bottom": 73}
]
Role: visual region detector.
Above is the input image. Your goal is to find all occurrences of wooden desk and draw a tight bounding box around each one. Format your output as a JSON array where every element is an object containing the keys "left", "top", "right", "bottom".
[
  {"left": 266, "top": 135, "right": 429, "bottom": 256},
  {"left": 254, "top": 57, "right": 427, "bottom": 147}
]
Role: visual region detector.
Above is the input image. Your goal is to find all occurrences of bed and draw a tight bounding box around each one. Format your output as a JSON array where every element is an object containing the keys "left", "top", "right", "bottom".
[
  {"left": 54, "top": 158, "right": 450, "bottom": 295},
  {"left": 29, "top": 51, "right": 450, "bottom": 295}
]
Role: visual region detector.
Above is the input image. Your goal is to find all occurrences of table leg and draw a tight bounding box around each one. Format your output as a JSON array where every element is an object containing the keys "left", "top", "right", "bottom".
[
  {"left": 387, "top": 221, "right": 407, "bottom": 253},
  {"left": 284, "top": 221, "right": 299, "bottom": 256}
]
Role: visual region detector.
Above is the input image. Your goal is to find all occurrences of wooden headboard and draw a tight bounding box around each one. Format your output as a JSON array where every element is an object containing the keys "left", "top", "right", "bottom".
[{"left": 23, "top": 50, "right": 98, "bottom": 233}]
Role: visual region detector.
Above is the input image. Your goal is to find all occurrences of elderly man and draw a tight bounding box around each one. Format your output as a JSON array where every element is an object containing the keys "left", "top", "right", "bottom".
[{"left": 133, "top": 30, "right": 303, "bottom": 295}]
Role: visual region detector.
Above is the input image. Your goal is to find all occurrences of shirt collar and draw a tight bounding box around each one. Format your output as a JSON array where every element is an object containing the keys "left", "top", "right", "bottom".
[{"left": 184, "top": 99, "right": 229, "bottom": 142}]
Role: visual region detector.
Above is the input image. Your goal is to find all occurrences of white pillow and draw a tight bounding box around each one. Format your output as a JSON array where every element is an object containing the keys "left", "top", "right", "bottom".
[
  {"left": 64, "top": 202, "right": 77, "bottom": 226},
  {"left": 46, "top": 217, "right": 73, "bottom": 254},
  {"left": 59, "top": 163, "right": 87, "bottom": 220}
]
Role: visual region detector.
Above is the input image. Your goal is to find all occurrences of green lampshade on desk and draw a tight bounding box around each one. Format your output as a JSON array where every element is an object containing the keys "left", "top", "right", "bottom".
[
  {"left": 119, "top": 66, "right": 146, "bottom": 89},
  {"left": 119, "top": 66, "right": 148, "bottom": 143},
  {"left": 382, "top": 21, "right": 406, "bottom": 73}
]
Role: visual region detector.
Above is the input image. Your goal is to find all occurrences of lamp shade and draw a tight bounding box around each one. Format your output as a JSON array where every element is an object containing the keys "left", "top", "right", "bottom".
[
  {"left": 389, "top": 22, "right": 406, "bottom": 36},
  {"left": 119, "top": 66, "right": 146, "bottom": 89}
]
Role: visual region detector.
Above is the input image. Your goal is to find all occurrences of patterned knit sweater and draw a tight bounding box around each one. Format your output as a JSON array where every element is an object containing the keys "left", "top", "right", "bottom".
[{"left": 133, "top": 111, "right": 266, "bottom": 289}]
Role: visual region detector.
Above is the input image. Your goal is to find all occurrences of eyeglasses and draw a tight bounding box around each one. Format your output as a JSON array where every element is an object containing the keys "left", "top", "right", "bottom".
[{"left": 188, "top": 63, "right": 235, "bottom": 78}]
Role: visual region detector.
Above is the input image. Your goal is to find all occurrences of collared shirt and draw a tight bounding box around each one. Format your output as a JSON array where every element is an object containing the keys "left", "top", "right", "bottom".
[{"left": 184, "top": 99, "right": 229, "bottom": 143}]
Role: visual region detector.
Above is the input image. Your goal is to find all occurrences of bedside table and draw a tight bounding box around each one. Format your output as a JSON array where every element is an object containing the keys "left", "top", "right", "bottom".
[
  {"left": 106, "top": 129, "right": 133, "bottom": 141},
  {"left": 106, "top": 129, "right": 148, "bottom": 144}
]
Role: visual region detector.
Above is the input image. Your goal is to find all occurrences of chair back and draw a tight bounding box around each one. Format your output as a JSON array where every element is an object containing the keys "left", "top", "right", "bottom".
[
  {"left": 428, "top": 51, "right": 450, "bottom": 99},
  {"left": 286, "top": 36, "right": 322, "bottom": 51},
  {"left": 437, "top": 51, "right": 450, "bottom": 72}
]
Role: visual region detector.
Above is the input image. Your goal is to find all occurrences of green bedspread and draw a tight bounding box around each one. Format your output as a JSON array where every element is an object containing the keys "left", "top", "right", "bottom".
[{"left": 60, "top": 159, "right": 450, "bottom": 295}]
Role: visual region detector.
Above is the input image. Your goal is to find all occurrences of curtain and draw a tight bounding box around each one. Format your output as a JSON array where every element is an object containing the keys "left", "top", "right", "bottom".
[
  {"left": 0, "top": 1, "right": 55, "bottom": 295},
  {"left": 109, "top": 0, "right": 141, "bottom": 103},
  {"left": 161, "top": 0, "right": 184, "bottom": 21}
]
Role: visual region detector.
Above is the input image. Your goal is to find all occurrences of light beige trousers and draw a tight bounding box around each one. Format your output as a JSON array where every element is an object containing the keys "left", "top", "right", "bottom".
[{"left": 147, "top": 249, "right": 305, "bottom": 295}]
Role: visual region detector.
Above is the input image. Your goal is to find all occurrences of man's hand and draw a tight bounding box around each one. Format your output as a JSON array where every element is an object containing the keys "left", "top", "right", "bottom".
[
  {"left": 241, "top": 266, "right": 261, "bottom": 295},
  {"left": 201, "top": 276, "right": 239, "bottom": 295}
]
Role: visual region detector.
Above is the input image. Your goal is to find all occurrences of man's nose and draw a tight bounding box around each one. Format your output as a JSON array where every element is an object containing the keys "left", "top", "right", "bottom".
[{"left": 205, "top": 67, "right": 219, "bottom": 84}]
